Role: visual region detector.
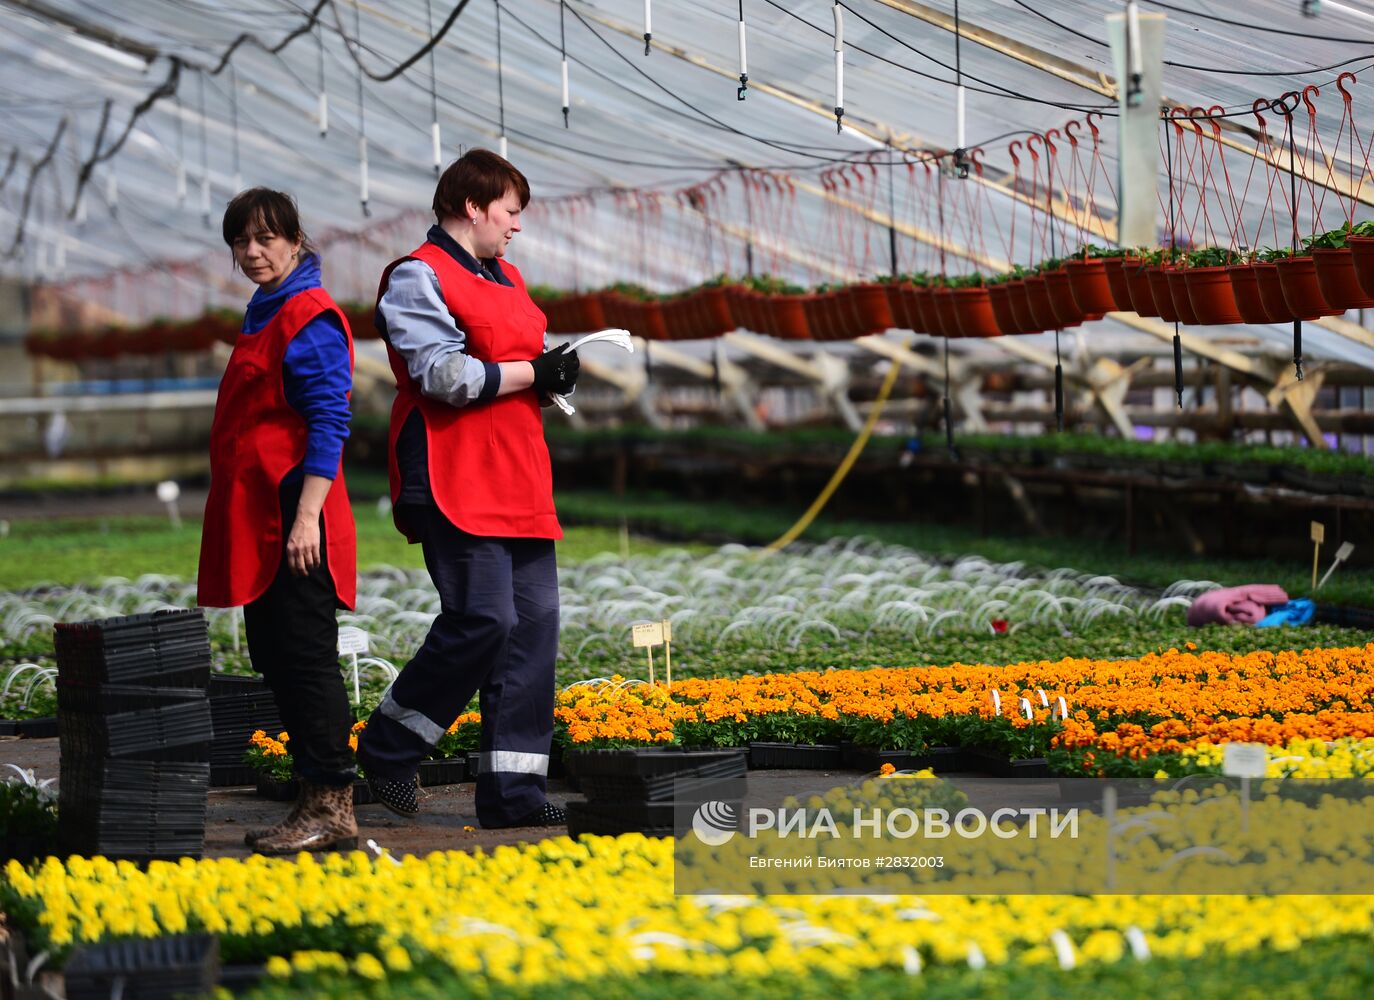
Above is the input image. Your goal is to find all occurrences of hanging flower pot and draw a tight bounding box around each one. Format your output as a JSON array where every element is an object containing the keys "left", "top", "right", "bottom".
[
  {"left": 1002, "top": 280, "right": 1040, "bottom": 333},
  {"left": 1164, "top": 269, "right": 1202, "bottom": 326},
  {"left": 766, "top": 293, "right": 811, "bottom": 340},
  {"left": 1019, "top": 276, "right": 1060, "bottom": 331},
  {"left": 883, "top": 282, "right": 912, "bottom": 331},
  {"left": 907, "top": 285, "right": 939, "bottom": 335},
  {"left": 1102, "top": 256, "right": 1141, "bottom": 312},
  {"left": 1063, "top": 258, "right": 1117, "bottom": 316},
  {"left": 636, "top": 299, "right": 671, "bottom": 341},
  {"left": 696, "top": 286, "right": 736, "bottom": 337},
  {"left": 1348, "top": 235, "right": 1374, "bottom": 298},
  {"left": 951, "top": 288, "right": 1003, "bottom": 338},
  {"left": 1227, "top": 264, "right": 1290, "bottom": 324},
  {"left": 802, "top": 293, "right": 836, "bottom": 341},
  {"left": 1123, "top": 262, "right": 1161, "bottom": 318},
  {"left": 1311, "top": 247, "right": 1374, "bottom": 311},
  {"left": 724, "top": 287, "right": 762, "bottom": 334},
  {"left": 661, "top": 297, "right": 692, "bottom": 340},
  {"left": 1251, "top": 262, "right": 1300, "bottom": 323},
  {"left": 843, "top": 282, "right": 895, "bottom": 335},
  {"left": 1042, "top": 268, "right": 1088, "bottom": 326},
  {"left": 985, "top": 284, "right": 1027, "bottom": 335},
  {"left": 1274, "top": 256, "right": 1339, "bottom": 320},
  {"left": 1184, "top": 267, "right": 1244, "bottom": 325},
  {"left": 1142, "top": 266, "right": 1182, "bottom": 323},
  {"left": 932, "top": 288, "right": 963, "bottom": 338}
]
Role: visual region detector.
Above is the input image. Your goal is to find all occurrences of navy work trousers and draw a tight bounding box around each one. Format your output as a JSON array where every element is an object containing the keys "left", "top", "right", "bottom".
[{"left": 358, "top": 502, "right": 559, "bottom": 827}]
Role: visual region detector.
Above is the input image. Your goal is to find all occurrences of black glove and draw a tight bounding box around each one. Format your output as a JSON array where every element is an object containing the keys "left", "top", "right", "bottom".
[{"left": 530, "top": 343, "right": 580, "bottom": 395}]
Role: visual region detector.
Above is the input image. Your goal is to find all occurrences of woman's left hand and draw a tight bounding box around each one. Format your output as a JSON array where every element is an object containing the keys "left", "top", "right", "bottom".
[{"left": 286, "top": 514, "right": 322, "bottom": 576}]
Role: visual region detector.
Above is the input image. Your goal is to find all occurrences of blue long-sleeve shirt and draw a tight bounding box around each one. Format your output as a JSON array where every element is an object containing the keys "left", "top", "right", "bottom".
[{"left": 241, "top": 253, "right": 352, "bottom": 480}]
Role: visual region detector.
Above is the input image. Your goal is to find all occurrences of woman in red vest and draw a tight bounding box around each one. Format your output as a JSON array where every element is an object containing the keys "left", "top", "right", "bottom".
[
  {"left": 198, "top": 188, "right": 359, "bottom": 853},
  {"left": 356, "top": 150, "right": 578, "bottom": 828}
]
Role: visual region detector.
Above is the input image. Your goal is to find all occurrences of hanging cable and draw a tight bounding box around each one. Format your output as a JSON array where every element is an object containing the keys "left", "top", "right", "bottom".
[
  {"left": 317, "top": 22, "right": 328, "bottom": 137},
  {"left": 1164, "top": 108, "right": 1184, "bottom": 407},
  {"left": 737, "top": 0, "right": 749, "bottom": 100},
  {"left": 496, "top": 0, "right": 508, "bottom": 159},
  {"left": 643, "top": 0, "right": 653, "bottom": 55},
  {"left": 354, "top": 0, "right": 370, "bottom": 216},
  {"left": 833, "top": 2, "right": 845, "bottom": 133},
  {"left": 560, "top": 0, "right": 571, "bottom": 126},
  {"left": 1280, "top": 93, "right": 1304, "bottom": 380},
  {"left": 427, "top": 0, "right": 442, "bottom": 174},
  {"left": 954, "top": 0, "right": 968, "bottom": 177},
  {"left": 229, "top": 61, "right": 242, "bottom": 193}
]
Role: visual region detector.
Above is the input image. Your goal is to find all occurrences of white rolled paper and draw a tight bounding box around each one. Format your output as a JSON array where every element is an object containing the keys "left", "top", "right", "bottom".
[
  {"left": 738, "top": 20, "right": 748, "bottom": 74},
  {"left": 833, "top": 2, "right": 843, "bottom": 49},
  {"left": 318, "top": 90, "right": 328, "bottom": 136},
  {"left": 956, "top": 84, "right": 966, "bottom": 150},
  {"left": 835, "top": 51, "right": 844, "bottom": 108},
  {"left": 358, "top": 137, "right": 369, "bottom": 203},
  {"left": 499, "top": 135, "right": 508, "bottom": 159},
  {"left": 561, "top": 58, "right": 570, "bottom": 109},
  {"left": 176, "top": 162, "right": 187, "bottom": 205},
  {"left": 431, "top": 121, "right": 442, "bottom": 170}
]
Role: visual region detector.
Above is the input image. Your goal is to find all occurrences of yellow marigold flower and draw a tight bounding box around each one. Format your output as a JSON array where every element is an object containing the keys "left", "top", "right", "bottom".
[
  {"left": 354, "top": 953, "right": 386, "bottom": 980},
  {"left": 265, "top": 957, "right": 291, "bottom": 978}
]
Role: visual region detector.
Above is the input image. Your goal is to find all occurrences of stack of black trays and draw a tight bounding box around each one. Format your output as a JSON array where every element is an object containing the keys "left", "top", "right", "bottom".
[
  {"left": 64, "top": 934, "right": 219, "bottom": 1000},
  {"left": 566, "top": 749, "right": 747, "bottom": 838},
  {"left": 208, "top": 674, "right": 283, "bottom": 787},
  {"left": 55, "top": 610, "right": 213, "bottom": 861}
]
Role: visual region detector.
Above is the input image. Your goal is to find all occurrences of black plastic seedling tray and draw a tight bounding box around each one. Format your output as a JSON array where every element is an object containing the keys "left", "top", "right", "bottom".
[{"left": 576, "top": 754, "right": 747, "bottom": 802}]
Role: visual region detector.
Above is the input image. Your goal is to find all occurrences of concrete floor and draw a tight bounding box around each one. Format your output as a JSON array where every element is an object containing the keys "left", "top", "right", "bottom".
[{"left": 2, "top": 734, "right": 1069, "bottom": 859}]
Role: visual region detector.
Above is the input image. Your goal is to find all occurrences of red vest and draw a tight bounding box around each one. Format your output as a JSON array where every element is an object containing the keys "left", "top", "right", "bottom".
[
  {"left": 379, "top": 242, "right": 561, "bottom": 542},
  {"left": 197, "top": 287, "right": 357, "bottom": 609}
]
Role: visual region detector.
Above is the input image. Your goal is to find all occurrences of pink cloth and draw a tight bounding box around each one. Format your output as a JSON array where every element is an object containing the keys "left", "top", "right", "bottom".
[{"left": 1187, "top": 585, "right": 1290, "bottom": 627}]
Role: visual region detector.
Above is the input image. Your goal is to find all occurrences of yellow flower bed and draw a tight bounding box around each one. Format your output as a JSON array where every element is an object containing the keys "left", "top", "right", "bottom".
[
  {"left": 6, "top": 838, "right": 1374, "bottom": 986},
  {"left": 1180, "top": 737, "right": 1374, "bottom": 779}
]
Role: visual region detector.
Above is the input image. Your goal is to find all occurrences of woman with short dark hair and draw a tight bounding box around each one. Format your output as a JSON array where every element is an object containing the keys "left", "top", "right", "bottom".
[
  {"left": 356, "top": 148, "right": 577, "bottom": 829},
  {"left": 199, "top": 187, "right": 359, "bottom": 853}
]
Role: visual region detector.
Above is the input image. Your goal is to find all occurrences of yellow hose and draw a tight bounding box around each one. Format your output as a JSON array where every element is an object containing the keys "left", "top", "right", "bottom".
[{"left": 764, "top": 358, "right": 903, "bottom": 553}]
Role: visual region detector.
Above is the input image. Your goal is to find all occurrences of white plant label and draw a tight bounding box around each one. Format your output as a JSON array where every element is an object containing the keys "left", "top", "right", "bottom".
[
  {"left": 1222, "top": 742, "right": 1267, "bottom": 779},
  {"left": 632, "top": 622, "right": 665, "bottom": 647},
  {"left": 338, "top": 626, "right": 370, "bottom": 656}
]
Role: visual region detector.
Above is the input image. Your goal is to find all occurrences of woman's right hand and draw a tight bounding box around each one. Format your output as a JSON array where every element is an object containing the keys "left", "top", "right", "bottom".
[{"left": 529, "top": 343, "right": 580, "bottom": 395}]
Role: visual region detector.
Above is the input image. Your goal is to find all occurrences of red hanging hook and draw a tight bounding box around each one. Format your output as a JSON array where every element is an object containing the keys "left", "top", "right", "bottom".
[
  {"left": 969, "top": 147, "right": 985, "bottom": 177},
  {"left": 1008, "top": 139, "right": 1022, "bottom": 171},
  {"left": 1206, "top": 105, "right": 1225, "bottom": 138},
  {"left": 1086, "top": 112, "right": 1104, "bottom": 147},
  {"left": 1186, "top": 107, "right": 1208, "bottom": 137},
  {"left": 1302, "top": 84, "right": 1321, "bottom": 120},
  {"left": 1045, "top": 127, "right": 1061, "bottom": 156},
  {"left": 1025, "top": 134, "right": 1042, "bottom": 164},
  {"left": 1337, "top": 71, "right": 1356, "bottom": 104},
  {"left": 1063, "top": 120, "right": 1082, "bottom": 148},
  {"left": 1252, "top": 98, "right": 1270, "bottom": 131}
]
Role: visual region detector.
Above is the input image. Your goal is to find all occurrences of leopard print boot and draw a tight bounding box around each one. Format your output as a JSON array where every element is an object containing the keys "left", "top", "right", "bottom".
[
  {"left": 243, "top": 784, "right": 305, "bottom": 847},
  {"left": 254, "top": 782, "right": 358, "bottom": 855}
]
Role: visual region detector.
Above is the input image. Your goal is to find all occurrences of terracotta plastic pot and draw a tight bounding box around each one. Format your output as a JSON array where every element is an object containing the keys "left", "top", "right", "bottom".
[
  {"left": 1312, "top": 247, "right": 1374, "bottom": 311},
  {"left": 1020, "top": 275, "right": 1062, "bottom": 331},
  {"left": 1003, "top": 280, "right": 1040, "bottom": 332},
  {"left": 1144, "top": 266, "right": 1182, "bottom": 323},
  {"left": 1063, "top": 258, "right": 1117, "bottom": 316},
  {"left": 1275, "top": 256, "right": 1339, "bottom": 320},
  {"left": 1164, "top": 269, "right": 1202, "bottom": 326},
  {"left": 932, "top": 289, "right": 963, "bottom": 338},
  {"left": 909, "top": 286, "right": 942, "bottom": 335},
  {"left": 1123, "top": 261, "right": 1161, "bottom": 317},
  {"left": 883, "top": 283, "right": 911, "bottom": 331},
  {"left": 1251, "top": 262, "right": 1300, "bottom": 323},
  {"left": 1042, "top": 268, "right": 1088, "bottom": 326},
  {"left": 803, "top": 293, "right": 836, "bottom": 341},
  {"left": 985, "top": 284, "right": 1027, "bottom": 335},
  {"left": 845, "top": 282, "right": 895, "bottom": 335},
  {"left": 1348, "top": 235, "right": 1374, "bottom": 298},
  {"left": 1183, "top": 266, "right": 1245, "bottom": 325},
  {"left": 951, "top": 287, "right": 1003, "bottom": 338},
  {"left": 661, "top": 297, "right": 694, "bottom": 340},
  {"left": 1227, "top": 264, "right": 1290, "bottom": 324},
  {"left": 767, "top": 294, "right": 811, "bottom": 340},
  {"left": 695, "top": 286, "right": 735, "bottom": 337},
  {"left": 1102, "top": 257, "right": 1140, "bottom": 313}
]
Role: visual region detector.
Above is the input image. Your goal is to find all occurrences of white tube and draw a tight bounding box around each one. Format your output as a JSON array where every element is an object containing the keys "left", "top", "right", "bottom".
[
  {"left": 54, "top": 234, "right": 66, "bottom": 273},
  {"left": 644, "top": 0, "right": 651, "bottom": 35},
  {"left": 358, "top": 136, "right": 369, "bottom": 204},
  {"left": 956, "top": 84, "right": 966, "bottom": 150},
  {"left": 561, "top": 58, "right": 569, "bottom": 109},
  {"left": 738, "top": 20, "right": 748, "bottom": 75},
  {"left": 106, "top": 171, "right": 117, "bottom": 212},
  {"left": 835, "top": 50, "right": 844, "bottom": 109},
  {"left": 200, "top": 174, "right": 210, "bottom": 217},
  {"left": 176, "top": 162, "right": 187, "bottom": 206},
  {"left": 832, "top": 3, "right": 843, "bottom": 50},
  {"left": 499, "top": 134, "right": 508, "bottom": 160},
  {"left": 318, "top": 90, "right": 329, "bottom": 136},
  {"left": 431, "top": 121, "right": 442, "bottom": 170},
  {"left": 1126, "top": 0, "right": 1142, "bottom": 77},
  {"left": 232, "top": 171, "right": 242, "bottom": 194},
  {"left": 75, "top": 188, "right": 86, "bottom": 226}
]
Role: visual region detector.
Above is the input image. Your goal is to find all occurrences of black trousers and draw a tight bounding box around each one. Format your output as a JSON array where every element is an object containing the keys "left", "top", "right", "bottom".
[
  {"left": 242, "top": 481, "right": 356, "bottom": 788},
  {"left": 358, "top": 502, "right": 559, "bottom": 827}
]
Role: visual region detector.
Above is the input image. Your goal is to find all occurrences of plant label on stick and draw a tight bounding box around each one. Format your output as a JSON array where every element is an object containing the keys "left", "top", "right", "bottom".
[
  {"left": 632, "top": 621, "right": 665, "bottom": 685},
  {"left": 1318, "top": 541, "right": 1356, "bottom": 590},
  {"left": 1222, "top": 742, "right": 1267, "bottom": 778},
  {"left": 338, "top": 627, "right": 370, "bottom": 705},
  {"left": 1311, "top": 521, "right": 1325, "bottom": 591},
  {"left": 661, "top": 618, "right": 673, "bottom": 690}
]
